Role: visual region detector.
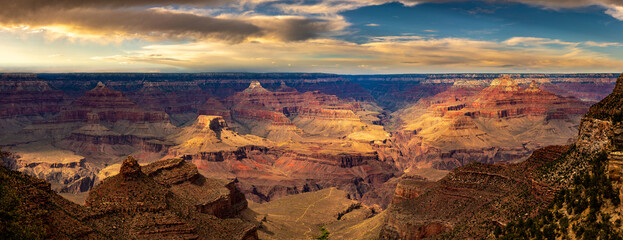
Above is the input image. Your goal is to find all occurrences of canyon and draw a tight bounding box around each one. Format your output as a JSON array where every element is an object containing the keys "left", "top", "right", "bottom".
[
  {"left": 385, "top": 76, "right": 589, "bottom": 170},
  {"left": 376, "top": 73, "right": 623, "bottom": 239},
  {"left": 0, "top": 72, "right": 620, "bottom": 239}
]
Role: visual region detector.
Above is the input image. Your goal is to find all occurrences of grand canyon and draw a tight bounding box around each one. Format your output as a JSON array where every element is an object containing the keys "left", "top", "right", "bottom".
[
  {"left": 3, "top": 0, "right": 623, "bottom": 239},
  {"left": 2, "top": 72, "right": 623, "bottom": 239}
]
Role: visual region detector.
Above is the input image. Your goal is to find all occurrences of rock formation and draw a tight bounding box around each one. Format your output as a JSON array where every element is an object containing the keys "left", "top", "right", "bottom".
[
  {"left": 129, "top": 81, "right": 209, "bottom": 126},
  {"left": 0, "top": 79, "right": 69, "bottom": 135},
  {"left": 164, "top": 82, "right": 397, "bottom": 205},
  {"left": 53, "top": 82, "right": 177, "bottom": 163},
  {"left": 86, "top": 156, "right": 259, "bottom": 239},
  {"left": 0, "top": 159, "right": 106, "bottom": 239},
  {"left": 387, "top": 76, "right": 589, "bottom": 170},
  {"left": 378, "top": 73, "right": 623, "bottom": 239},
  {"left": 1, "top": 82, "right": 179, "bottom": 194},
  {"left": 166, "top": 115, "right": 271, "bottom": 160},
  {"left": 379, "top": 145, "right": 569, "bottom": 239},
  {"left": 0, "top": 152, "right": 259, "bottom": 239},
  {"left": 166, "top": 115, "right": 399, "bottom": 205},
  {"left": 1, "top": 143, "right": 97, "bottom": 193},
  {"left": 227, "top": 81, "right": 386, "bottom": 142},
  {"left": 496, "top": 73, "right": 623, "bottom": 239},
  {"left": 0, "top": 72, "right": 616, "bottom": 213}
]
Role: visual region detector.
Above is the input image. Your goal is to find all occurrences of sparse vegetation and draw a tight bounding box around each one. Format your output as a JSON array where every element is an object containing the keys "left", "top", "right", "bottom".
[
  {"left": 0, "top": 150, "right": 47, "bottom": 240},
  {"left": 0, "top": 183, "right": 45, "bottom": 240},
  {"left": 336, "top": 202, "right": 362, "bottom": 220},
  {"left": 315, "top": 227, "right": 330, "bottom": 240},
  {"left": 498, "top": 152, "right": 623, "bottom": 239}
]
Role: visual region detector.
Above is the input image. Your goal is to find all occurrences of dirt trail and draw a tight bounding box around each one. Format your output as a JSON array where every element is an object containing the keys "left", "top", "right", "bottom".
[{"left": 295, "top": 188, "right": 334, "bottom": 238}]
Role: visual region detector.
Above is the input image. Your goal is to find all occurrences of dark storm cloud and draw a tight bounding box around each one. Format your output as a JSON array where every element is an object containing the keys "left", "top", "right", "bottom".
[
  {"left": 0, "top": 8, "right": 262, "bottom": 42},
  {"left": 256, "top": 18, "right": 339, "bottom": 41},
  {"left": 0, "top": 0, "right": 336, "bottom": 42},
  {"left": 0, "top": 0, "right": 225, "bottom": 12}
]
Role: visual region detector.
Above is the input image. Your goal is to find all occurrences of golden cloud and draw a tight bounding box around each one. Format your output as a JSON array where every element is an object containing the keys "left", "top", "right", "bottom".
[{"left": 91, "top": 37, "right": 623, "bottom": 73}]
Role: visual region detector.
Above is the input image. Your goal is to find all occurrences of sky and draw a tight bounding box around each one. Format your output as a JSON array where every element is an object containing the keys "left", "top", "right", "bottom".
[{"left": 0, "top": 0, "right": 622, "bottom": 74}]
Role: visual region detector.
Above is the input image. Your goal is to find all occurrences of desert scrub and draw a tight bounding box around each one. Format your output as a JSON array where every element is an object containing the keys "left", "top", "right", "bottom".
[
  {"left": 498, "top": 152, "right": 622, "bottom": 240},
  {"left": 315, "top": 227, "right": 330, "bottom": 240}
]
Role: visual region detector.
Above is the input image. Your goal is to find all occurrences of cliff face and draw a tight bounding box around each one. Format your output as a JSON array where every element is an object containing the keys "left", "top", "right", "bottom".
[
  {"left": 10, "top": 82, "right": 178, "bottom": 144},
  {"left": 166, "top": 115, "right": 271, "bottom": 157},
  {"left": 60, "top": 82, "right": 173, "bottom": 125},
  {"left": 387, "top": 76, "right": 589, "bottom": 171},
  {"left": 167, "top": 82, "right": 397, "bottom": 205},
  {"left": 379, "top": 73, "right": 623, "bottom": 239},
  {"left": 0, "top": 73, "right": 615, "bottom": 215},
  {"left": 0, "top": 157, "right": 104, "bottom": 239},
  {"left": 1, "top": 143, "right": 98, "bottom": 194},
  {"left": 85, "top": 156, "right": 259, "bottom": 240},
  {"left": 380, "top": 145, "right": 569, "bottom": 239},
  {"left": 226, "top": 81, "right": 382, "bottom": 142},
  {"left": 497, "top": 74, "right": 623, "bottom": 239},
  {"left": 0, "top": 153, "right": 259, "bottom": 239},
  {"left": 0, "top": 80, "right": 69, "bottom": 135},
  {"left": 1, "top": 83, "right": 179, "bottom": 194},
  {"left": 129, "top": 81, "right": 210, "bottom": 126}
]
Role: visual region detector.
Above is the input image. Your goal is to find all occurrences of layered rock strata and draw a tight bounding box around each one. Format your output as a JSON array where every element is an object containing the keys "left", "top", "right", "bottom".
[
  {"left": 380, "top": 145, "right": 569, "bottom": 239},
  {"left": 387, "top": 76, "right": 589, "bottom": 170},
  {"left": 85, "top": 156, "right": 259, "bottom": 240}
]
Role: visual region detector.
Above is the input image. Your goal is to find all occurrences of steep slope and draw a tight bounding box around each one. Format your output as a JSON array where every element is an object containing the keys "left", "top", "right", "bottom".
[
  {"left": 498, "top": 73, "right": 623, "bottom": 239},
  {"left": 388, "top": 76, "right": 589, "bottom": 170},
  {"left": 0, "top": 152, "right": 260, "bottom": 239},
  {"left": 129, "top": 81, "right": 209, "bottom": 126},
  {"left": 59, "top": 82, "right": 177, "bottom": 138},
  {"left": 2, "top": 82, "right": 179, "bottom": 193},
  {"left": 228, "top": 81, "right": 387, "bottom": 142},
  {"left": 0, "top": 150, "right": 105, "bottom": 239},
  {"left": 1, "top": 145, "right": 96, "bottom": 193},
  {"left": 378, "top": 73, "right": 623, "bottom": 240},
  {"left": 166, "top": 115, "right": 272, "bottom": 160},
  {"left": 86, "top": 156, "right": 258, "bottom": 240},
  {"left": 1, "top": 72, "right": 614, "bottom": 216},
  {"left": 0, "top": 78, "right": 69, "bottom": 135},
  {"left": 166, "top": 115, "right": 399, "bottom": 206},
  {"left": 168, "top": 82, "right": 398, "bottom": 206},
  {"left": 0, "top": 166, "right": 108, "bottom": 239},
  {"left": 379, "top": 145, "right": 569, "bottom": 239}
]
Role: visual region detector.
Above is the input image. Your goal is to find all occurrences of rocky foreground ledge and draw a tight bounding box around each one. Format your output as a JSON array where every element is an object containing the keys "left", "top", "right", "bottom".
[{"left": 0, "top": 154, "right": 259, "bottom": 240}]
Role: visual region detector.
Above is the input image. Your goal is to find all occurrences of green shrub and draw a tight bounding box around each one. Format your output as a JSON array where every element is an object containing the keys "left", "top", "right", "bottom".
[{"left": 315, "top": 227, "right": 329, "bottom": 240}]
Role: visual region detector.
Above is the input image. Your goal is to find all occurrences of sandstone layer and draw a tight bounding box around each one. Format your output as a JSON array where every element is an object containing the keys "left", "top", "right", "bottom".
[{"left": 386, "top": 76, "right": 589, "bottom": 170}]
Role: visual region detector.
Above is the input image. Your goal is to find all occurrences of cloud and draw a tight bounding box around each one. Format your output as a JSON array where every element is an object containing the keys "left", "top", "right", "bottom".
[
  {"left": 503, "top": 37, "right": 578, "bottom": 46},
  {"left": 584, "top": 41, "right": 623, "bottom": 47},
  {"left": 272, "top": 0, "right": 396, "bottom": 16},
  {"left": 2, "top": 0, "right": 622, "bottom": 44},
  {"left": 369, "top": 36, "right": 425, "bottom": 42},
  {"left": 366, "top": 23, "right": 380, "bottom": 27},
  {"left": 0, "top": 0, "right": 338, "bottom": 42},
  {"left": 605, "top": 5, "right": 623, "bottom": 20},
  {"left": 248, "top": 16, "right": 346, "bottom": 41},
  {"left": 90, "top": 36, "right": 623, "bottom": 73},
  {"left": 0, "top": 0, "right": 226, "bottom": 11}
]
